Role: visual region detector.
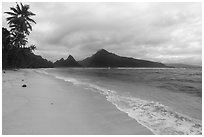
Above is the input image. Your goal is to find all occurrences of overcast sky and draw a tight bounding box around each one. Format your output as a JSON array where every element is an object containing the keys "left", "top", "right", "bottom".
[{"left": 2, "top": 2, "right": 202, "bottom": 65}]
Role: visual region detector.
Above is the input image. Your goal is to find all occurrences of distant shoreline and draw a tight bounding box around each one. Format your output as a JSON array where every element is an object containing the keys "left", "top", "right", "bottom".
[{"left": 3, "top": 66, "right": 201, "bottom": 71}]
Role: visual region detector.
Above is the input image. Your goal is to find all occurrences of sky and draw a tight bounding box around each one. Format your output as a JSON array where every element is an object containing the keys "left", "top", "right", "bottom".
[{"left": 2, "top": 2, "right": 202, "bottom": 65}]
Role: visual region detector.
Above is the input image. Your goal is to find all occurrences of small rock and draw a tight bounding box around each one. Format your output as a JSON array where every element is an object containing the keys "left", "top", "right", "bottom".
[
  {"left": 22, "top": 79, "right": 24, "bottom": 81},
  {"left": 51, "top": 103, "right": 54, "bottom": 105},
  {"left": 3, "top": 71, "right": 5, "bottom": 73},
  {"left": 22, "top": 84, "right": 27, "bottom": 87}
]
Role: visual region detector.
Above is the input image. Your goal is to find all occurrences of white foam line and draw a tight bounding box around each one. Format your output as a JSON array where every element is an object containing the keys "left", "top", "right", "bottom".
[
  {"left": 35, "top": 69, "right": 49, "bottom": 75},
  {"left": 43, "top": 72, "right": 202, "bottom": 135},
  {"left": 105, "top": 94, "right": 202, "bottom": 135}
]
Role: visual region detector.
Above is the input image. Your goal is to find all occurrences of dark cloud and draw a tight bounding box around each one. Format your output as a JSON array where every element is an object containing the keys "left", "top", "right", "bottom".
[{"left": 2, "top": 2, "right": 202, "bottom": 65}]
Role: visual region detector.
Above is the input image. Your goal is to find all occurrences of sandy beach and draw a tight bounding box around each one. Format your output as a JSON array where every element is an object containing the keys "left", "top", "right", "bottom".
[{"left": 2, "top": 69, "right": 152, "bottom": 135}]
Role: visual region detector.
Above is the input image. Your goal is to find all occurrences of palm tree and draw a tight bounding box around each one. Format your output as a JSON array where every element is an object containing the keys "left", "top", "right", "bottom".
[{"left": 5, "top": 2, "right": 36, "bottom": 48}]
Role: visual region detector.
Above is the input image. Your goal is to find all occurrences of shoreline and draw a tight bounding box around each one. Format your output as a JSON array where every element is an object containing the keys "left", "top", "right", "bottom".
[
  {"left": 2, "top": 69, "right": 153, "bottom": 135},
  {"left": 39, "top": 68, "right": 202, "bottom": 135}
]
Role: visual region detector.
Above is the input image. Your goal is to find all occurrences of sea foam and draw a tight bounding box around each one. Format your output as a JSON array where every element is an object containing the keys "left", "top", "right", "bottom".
[
  {"left": 35, "top": 69, "right": 49, "bottom": 75},
  {"left": 37, "top": 70, "right": 202, "bottom": 135}
]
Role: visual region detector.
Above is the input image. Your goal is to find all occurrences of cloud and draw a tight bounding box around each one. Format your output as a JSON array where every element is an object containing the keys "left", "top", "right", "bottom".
[{"left": 2, "top": 2, "right": 202, "bottom": 65}]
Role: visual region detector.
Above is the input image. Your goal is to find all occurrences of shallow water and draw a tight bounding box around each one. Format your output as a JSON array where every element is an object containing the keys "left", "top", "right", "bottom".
[{"left": 36, "top": 68, "right": 202, "bottom": 135}]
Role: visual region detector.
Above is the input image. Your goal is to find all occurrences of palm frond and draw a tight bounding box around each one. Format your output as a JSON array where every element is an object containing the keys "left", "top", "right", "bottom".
[
  {"left": 20, "top": 3, "right": 24, "bottom": 10},
  {"left": 27, "top": 11, "right": 36, "bottom": 16},
  {"left": 16, "top": 3, "right": 21, "bottom": 13},
  {"left": 4, "top": 12, "right": 17, "bottom": 16},
  {"left": 6, "top": 16, "right": 15, "bottom": 21},
  {"left": 10, "top": 24, "right": 18, "bottom": 28},
  {"left": 20, "top": 3, "right": 30, "bottom": 13},
  {"left": 7, "top": 20, "right": 14, "bottom": 25},
  {"left": 24, "top": 5, "right": 30, "bottom": 11},
  {"left": 27, "top": 17, "right": 36, "bottom": 24},
  {"left": 20, "top": 38, "right": 28, "bottom": 44},
  {"left": 10, "top": 32, "right": 16, "bottom": 36},
  {"left": 27, "top": 22, "right": 32, "bottom": 31},
  {"left": 10, "top": 28, "right": 17, "bottom": 32},
  {"left": 10, "top": 7, "right": 19, "bottom": 14},
  {"left": 7, "top": 18, "right": 18, "bottom": 25}
]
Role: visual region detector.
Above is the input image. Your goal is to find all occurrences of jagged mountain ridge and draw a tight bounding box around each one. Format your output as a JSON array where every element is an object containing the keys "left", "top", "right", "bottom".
[{"left": 54, "top": 55, "right": 81, "bottom": 67}]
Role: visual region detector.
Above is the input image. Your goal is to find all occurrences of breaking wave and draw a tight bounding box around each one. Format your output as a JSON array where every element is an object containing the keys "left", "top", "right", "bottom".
[{"left": 37, "top": 71, "right": 202, "bottom": 135}]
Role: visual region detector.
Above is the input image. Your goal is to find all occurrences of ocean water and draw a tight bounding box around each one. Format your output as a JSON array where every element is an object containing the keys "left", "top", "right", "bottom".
[{"left": 36, "top": 67, "right": 202, "bottom": 135}]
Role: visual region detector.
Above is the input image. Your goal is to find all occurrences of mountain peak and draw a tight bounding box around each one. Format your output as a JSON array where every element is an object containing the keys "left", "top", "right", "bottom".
[
  {"left": 97, "top": 49, "right": 109, "bottom": 53},
  {"left": 59, "top": 58, "right": 64, "bottom": 61},
  {"left": 95, "top": 49, "right": 111, "bottom": 56},
  {"left": 67, "top": 55, "right": 74, "bottom": 60}
]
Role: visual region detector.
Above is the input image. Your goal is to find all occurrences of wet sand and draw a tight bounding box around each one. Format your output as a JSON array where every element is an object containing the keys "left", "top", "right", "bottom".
[{"left": 2, "top": 69, "right": 152, "bottom": 135}]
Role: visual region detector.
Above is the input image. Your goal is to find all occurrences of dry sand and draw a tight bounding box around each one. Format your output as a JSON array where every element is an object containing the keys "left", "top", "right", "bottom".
[{"left": 2, "top": 69, "right": 152, "bottom": 135}]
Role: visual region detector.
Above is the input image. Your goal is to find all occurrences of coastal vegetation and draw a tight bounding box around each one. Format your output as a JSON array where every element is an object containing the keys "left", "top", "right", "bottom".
[{"left": 2, "top": 3, "right": 53, "bottom": 69}]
